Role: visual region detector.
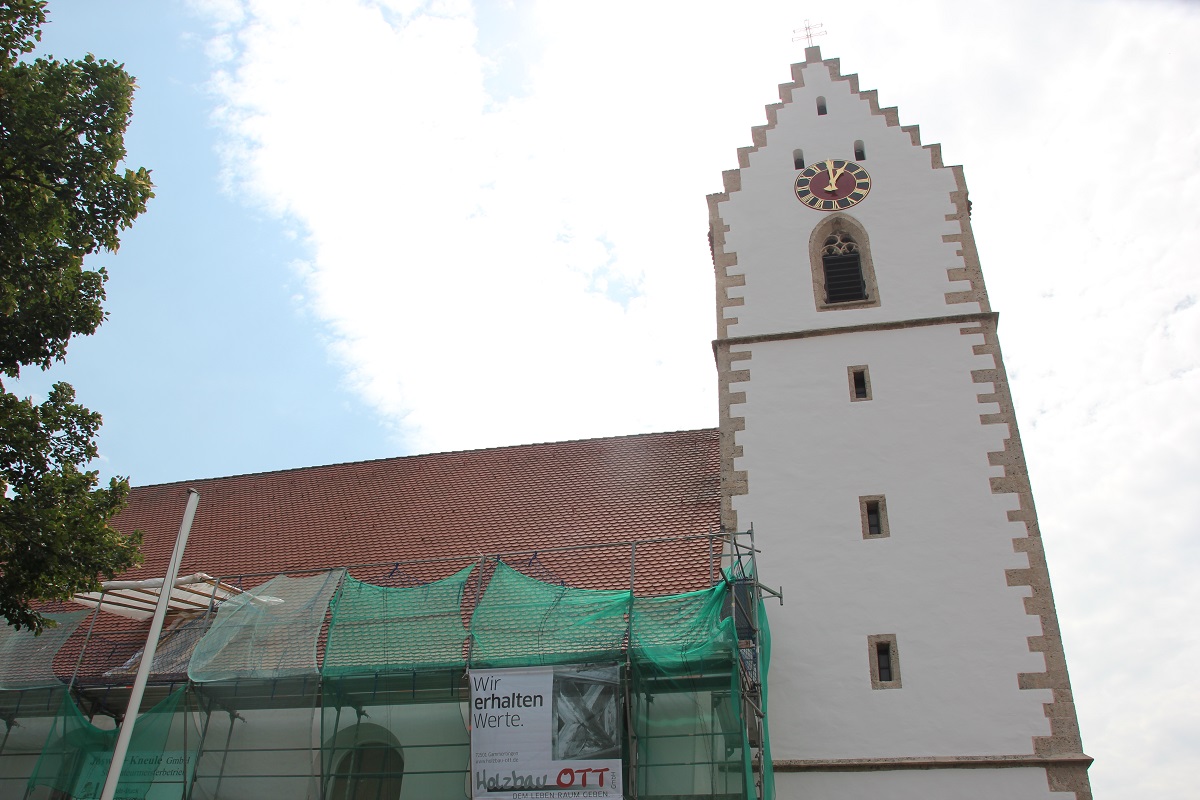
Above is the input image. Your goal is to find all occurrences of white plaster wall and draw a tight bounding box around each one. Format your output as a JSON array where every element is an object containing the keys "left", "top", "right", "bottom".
[
  {"left": 718, "top": 60, "right": 974, "bottom": 337},
  {"left": 734, "top": 328, "right": 1051, "bottom": 759},
  {"left": 777, "top": 767, "right": 1060, "bottom": 800},
  {"left": 189, "top": 701, "right": 468, "bottom": 799},
  {"left": 189, "top": 705, "right": 320, "bottom": 799}
]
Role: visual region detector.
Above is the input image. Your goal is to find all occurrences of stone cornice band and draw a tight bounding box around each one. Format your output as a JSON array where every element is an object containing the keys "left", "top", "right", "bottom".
[
  {"left": 712, "top": 312, "right": 999, "bottom": 355},
  {"left": 772, "top": 753, "right": 1095, "bottom": 773}
]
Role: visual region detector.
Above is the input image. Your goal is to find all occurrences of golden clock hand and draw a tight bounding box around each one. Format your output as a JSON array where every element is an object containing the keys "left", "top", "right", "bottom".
[{"left": 824, "top": 161, "right": 847, "bottom": 193}]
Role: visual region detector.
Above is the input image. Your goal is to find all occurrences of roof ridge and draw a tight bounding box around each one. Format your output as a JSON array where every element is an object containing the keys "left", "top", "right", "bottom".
[{"left": 131, "top": 427, "right": 720, "bottom": 489}]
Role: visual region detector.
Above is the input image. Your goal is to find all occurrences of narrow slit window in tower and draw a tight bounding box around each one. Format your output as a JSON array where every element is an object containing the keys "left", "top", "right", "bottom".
[
  {"left": 793, "top": 149, "right": 805, "bottom": 170},
  {"left": 816, "top": 96, "right": 827, "bottom": 115},
  {"left": 821, "top": 231, "right": 867, "bottom": 303},
  {"left": 859, "top": 495, "right": 889, "bottom": 538},
  {"left": 849, "top": 366, "right": 870, "bottom": 401},
  {"left": 876, "top": 642, "right": 892, "bottom": 681},
  {"left": 854, "top": 139, "right": 866, "bottom": 160},
  {"left": 868, "top": 634, "right": 901, "bottom": 688},
  {"left": 866, "top": 500, "right": 881, "bottom": 535}
]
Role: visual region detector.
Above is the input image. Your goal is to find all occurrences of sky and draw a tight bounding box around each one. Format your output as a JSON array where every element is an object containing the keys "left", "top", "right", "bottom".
[{"left": 10, "top": 0, "right": 1200, "bottom": 797}]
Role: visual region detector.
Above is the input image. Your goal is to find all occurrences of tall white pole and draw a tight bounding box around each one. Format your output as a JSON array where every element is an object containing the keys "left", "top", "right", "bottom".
[{"left": 100, "top": 489, "right": 200, "bottom": 800}]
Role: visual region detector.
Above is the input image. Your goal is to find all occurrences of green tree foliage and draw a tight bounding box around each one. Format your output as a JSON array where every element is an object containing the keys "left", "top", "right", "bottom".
[{"left": 0, "top": 1, "right": 151, "bottom": 631}]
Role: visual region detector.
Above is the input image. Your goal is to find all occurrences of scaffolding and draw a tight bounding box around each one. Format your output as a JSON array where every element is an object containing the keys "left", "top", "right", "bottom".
[{"left": 0, "top": 531, "right": 774, "bottom": 800}]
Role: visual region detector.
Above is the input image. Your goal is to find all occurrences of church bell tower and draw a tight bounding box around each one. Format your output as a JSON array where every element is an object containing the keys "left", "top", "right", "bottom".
[{"left": 709, "top": 47, "right": 1092, "bottom": 799}]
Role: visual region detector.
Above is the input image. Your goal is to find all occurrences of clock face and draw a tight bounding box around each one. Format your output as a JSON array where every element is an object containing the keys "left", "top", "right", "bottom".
[{"left": 795, "top": 159, "right": 871, "bottom": 211}]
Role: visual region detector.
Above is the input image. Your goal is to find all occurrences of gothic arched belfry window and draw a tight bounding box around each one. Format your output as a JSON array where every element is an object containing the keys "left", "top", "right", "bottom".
[
  {"left": 807, "top": 214, "right": 881, "bottom": 311},
  {"left": 821, "top": 231, "right": 866, "bottom": 303}
]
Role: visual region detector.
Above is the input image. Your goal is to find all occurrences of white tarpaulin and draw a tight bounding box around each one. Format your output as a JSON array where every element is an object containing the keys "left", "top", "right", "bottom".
[
  {"left": 73, "top": 573, "right": 242, "bottom": 620},
  {"left": 469, "top": 664, "right": 622, "bottom": 799}
]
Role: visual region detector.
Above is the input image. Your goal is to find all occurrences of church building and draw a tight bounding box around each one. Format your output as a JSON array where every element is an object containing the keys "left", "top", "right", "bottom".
[{"left": 0, "top": 47, "right": 1090, "bottom": 800}]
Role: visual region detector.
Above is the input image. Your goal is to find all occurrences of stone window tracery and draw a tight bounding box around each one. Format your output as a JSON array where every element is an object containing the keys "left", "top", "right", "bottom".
[{"left": 821, "top": 231, "right": 859, "bottom": 257}]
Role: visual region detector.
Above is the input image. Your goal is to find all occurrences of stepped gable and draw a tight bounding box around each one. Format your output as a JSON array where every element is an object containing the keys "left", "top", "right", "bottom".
[{"left": 112, "top": 428, "right": 723, "bottom": 595}]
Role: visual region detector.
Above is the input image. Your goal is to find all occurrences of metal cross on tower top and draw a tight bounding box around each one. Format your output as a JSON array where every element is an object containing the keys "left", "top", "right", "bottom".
[{"left": 793, "top": 19, "right": 826, "bottom": 47}]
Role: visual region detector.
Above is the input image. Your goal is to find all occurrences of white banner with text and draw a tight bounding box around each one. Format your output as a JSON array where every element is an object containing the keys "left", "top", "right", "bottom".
[{"left": 469, "top": 664, "right": 622, "bottom": 799}]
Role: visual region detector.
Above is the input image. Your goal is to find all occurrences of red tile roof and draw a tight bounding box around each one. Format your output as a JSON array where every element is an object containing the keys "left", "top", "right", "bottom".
[{"left": 112, "top": 429, "right": 722, "bottom": 596}]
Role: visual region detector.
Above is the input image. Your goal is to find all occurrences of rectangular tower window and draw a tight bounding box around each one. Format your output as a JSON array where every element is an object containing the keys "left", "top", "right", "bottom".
[
  {"left": 866, "top": 501, "right": 881, "bottom": 534},
  {"left": 868, "top": 634, "right": 901, "bottom": 689},
  {"left": 847, "top": 365, "right": 871, "bottom": 401},
  {"left": 876, "top": 642, "right": 892, "bottom": 681},
  {"left": 859, "top": 495, "right": 889, "bottom": 539}
]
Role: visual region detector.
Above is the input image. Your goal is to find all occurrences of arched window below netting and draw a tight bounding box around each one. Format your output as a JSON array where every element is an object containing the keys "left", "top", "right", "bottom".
[{"left": 329, "top": 742, "right": 405, "bottom": 800}]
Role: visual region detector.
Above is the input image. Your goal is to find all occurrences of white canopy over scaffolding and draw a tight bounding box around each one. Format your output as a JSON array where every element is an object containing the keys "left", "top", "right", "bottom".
[{"left": 73, "top": 573, "right": 242, "bottom": 620}]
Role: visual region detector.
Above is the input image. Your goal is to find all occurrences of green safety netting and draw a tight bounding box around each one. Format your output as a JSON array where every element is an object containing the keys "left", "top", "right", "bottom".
[
  {"left": 27, "top": 688, "right": 195, "bottom": 800},
  {"left": 0, "top": 688, "right": 65, "bottom": 798},
  {"left": 188, "top": 570, "right": 344, "bottom": 682},
  {"left": 467, "top": 561, "right": 744, "bottom": 670},
  {"left": 625, "top": 573, "right": 763, "bottom": 800},
  {"left": 0, "top": 557, "right": 772, "bottom": 799},
  {"left": 467, "top": 562, "right": 629, "bottom": 667},
  {"left": 323, "top": 566, "right": 474, "bottom": 675},
  {"left": 320, "top": 566, "right": 477, "bottom": 797},
  {"left": 0, "top": 611, "right": 90, "bottom": 690},
  {"left": 631, "top": 583, "right": 735, "bottom": 669},
  {"left": 462, "top": 560, "right": 772, "bottom": 799}
]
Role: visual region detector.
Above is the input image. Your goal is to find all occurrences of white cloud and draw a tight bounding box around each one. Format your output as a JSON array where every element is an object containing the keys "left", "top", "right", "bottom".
[
  {"left": 189, "top": 0, "right": 1200, "bottom": 795},
  {"left": 194, "top": 0, "right": 753, "bottom": 453}
]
